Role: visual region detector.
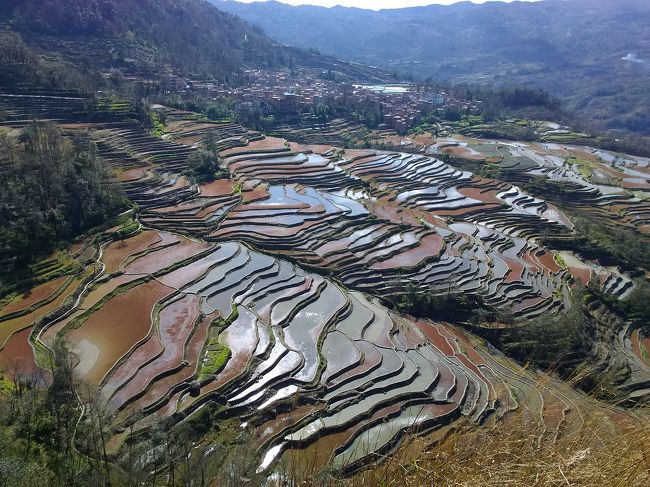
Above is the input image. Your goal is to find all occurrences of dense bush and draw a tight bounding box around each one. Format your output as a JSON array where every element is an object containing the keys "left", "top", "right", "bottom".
[
  {"left": 394, "top": 283, "right": 589, "bottom": 371},
  {"left": 570, "top": 213, "right": 650, "bottom": 272},
  {"left": 393, "top": 284, "right": 514, "bottom": 325},
  {"left": 622, "top": 279, "right": 650, "bottom": 321},
  {"left": 500, "top": 299, "right": 588, "bottom": 370},
  {"left": 187, "top": 149, "right": 226, "bottom": 183},
  {"left": 1, "top": 342, "right": 98, "bottom": 486}
]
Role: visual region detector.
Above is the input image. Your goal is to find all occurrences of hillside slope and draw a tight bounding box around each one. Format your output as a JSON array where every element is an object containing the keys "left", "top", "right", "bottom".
[
  {"left": 215, "top": 0, "right": 650, "bottom": 134},
  {"left": 0, "top": 0, "right": 288, "bottom": 79},
  {"left": 0, "top": 0, "right": 389, "bottom": 84}
]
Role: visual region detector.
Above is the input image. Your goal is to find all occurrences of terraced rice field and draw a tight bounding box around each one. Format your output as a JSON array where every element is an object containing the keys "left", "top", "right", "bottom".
[
  {"left": 0, "top": 247, "right": 97, "bottom": 382},
  {"left": 2, "top": 106, "right": 648, "bottom": 476},
  {"left": 26, "top": 232, "right": 590, "bottom": 473},
  {"left": 430, "top": 136, "right": 650, "bottom": 234},
  {"left": 122, "top": 123, "right": 631, "bottom": 318}
]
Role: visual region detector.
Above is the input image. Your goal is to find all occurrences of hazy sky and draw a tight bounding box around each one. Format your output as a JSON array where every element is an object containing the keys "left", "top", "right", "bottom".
[{"left": 231, "top": 0, "right": 539, "bottom": 10}]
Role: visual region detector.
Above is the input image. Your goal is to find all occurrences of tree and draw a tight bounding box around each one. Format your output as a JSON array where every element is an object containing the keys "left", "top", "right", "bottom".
[
  {"left": 0, "top": 340, "right": 114, "bottom": 486},
  {"left": 187, "top": 149, "right": 218, "bottom": 182},
  {"left": 0, "top": 123, "right": 125, "bottom": 275},
  {"left": 624, "top": 279, "right": 650, "bottom": 320},
  {"left": 315, "top": 103, "right": 330, "bottom": 123}
]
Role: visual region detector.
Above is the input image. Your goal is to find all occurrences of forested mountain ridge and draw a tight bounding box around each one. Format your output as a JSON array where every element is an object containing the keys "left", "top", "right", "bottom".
[
  {"left": 216, "top": 0, "right": 650, "bottom": 135},
  {"left": 0, "top": 0, "right": 390, "bottom": 84},
  {"left": 0, "top": 0, "right": 281, "bottom": 79}
]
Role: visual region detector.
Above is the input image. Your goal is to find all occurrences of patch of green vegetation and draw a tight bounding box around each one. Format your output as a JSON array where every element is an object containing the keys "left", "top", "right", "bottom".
[
  {"left": 0, "top": 342, "right": 113, "bottom": 485},
  {"left": 568, "top": 213, "right": 650, "bottom": 273},
  {"left": 0, "top": 373, "right": 14, "bottom": 394},
  {"left": 566, "top": 156, "right": 594, "bottom": 179},
  {"left": 185, "top": 149, "right": 230, "bottom": 183},
  {"left": 518, "top": 177, "right": 650, "bottom": 274},
  {"left": 199, "top": 307, "right": 239, "bottom": 378},
  {"left": 395, "top": 279, "right": 601, "bottom": 376},
  {"left": 0, "top": 30, "right": 104, "bottom": 95},
  {"left": 0, "top": 251, "right": 81, "bottom": 303},
  {"left": 112, "top": 220, "right": 140, "bottom": 240},
  {"left": 456, "top": 118, "right": 537, "bottom": 141},
  {"left": 150, "top": 111, "right": 166, "bottom": 137},
  {"left": 512, "top": 304, "right": 585, "bottom": 367},
  {"left": 542, "top": 132, "right": 580, "bottom": 142},
  {"left": 478, "top": 162, "right": 503, "bottom": 179},
  {"left": 95, "top": 96, "right": 137, "bottom": 120},
  {"left": 621, "top": 279, "right": 650, "bottom": 321},
  {"left": 185, "top": 406, "right": 213, "bottom": 436},
  {"left": 202, "top": 346, "right": 231, "bottom": 376},
  {"left": 488, "top": 287, "right": 589, "bottom": 371}
]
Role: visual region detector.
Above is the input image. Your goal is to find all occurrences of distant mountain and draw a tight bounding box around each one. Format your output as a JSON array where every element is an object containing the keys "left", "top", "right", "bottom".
[
  {"left": 0, "top": 0, "right": 389, "bottom": 86},
  {"left": 215, "top": 0, "right": 650, "bottom": 134}
]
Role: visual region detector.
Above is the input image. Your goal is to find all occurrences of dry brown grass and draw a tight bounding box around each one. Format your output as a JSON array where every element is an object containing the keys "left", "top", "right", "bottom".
[
  {"left": 271, "top": 379, "right": 650, "bottom": 487},
  {"left": 352, "top": 417, "right": 647, "bottom": 486},
  {"left": 340, "top": 406, "right": 649, "bottom": 486}
]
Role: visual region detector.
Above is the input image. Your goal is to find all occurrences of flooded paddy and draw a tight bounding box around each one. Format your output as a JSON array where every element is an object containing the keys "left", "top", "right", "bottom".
[
  {"left": 66, "top": 280, "right": 175, "bottom": 385},
  {"left": 3, "top": 114, "right": 644, "bottom": 479},
  {"left": 0, "top": 276, "right": 68, "bottom": 318}
]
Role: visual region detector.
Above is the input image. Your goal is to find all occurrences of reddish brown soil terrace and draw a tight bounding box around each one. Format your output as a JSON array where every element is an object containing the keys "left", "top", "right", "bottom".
[
  {"left": 65, "top": 280, "right": 175, "bottom": 385},
  {"left": 512, "top": 296, "right": 547, "bottom": 314},
  {"left": 0, "top": 271, "right": 90, "bottom": 348},
  {"left": 537, "top": 250, "right": 562, "bottom": 274},
  {"left": 504, "top": 258, "right": 525, "bottom": 284},
  {"left": 631, "top": 329, "right": 650, "bottom": 368},
  {"left": 102, "top": 230, "right": 164, "bottom": 274},
  {"left": 458, "top": 184, "right": 506, "bottom": 205},
  {"left": 220, "top": 136, "right": 287, "bottom": 156},
  {"left": 199, "top": 179, "right": 236, "bottom": 197},
  {"left": 241, "top": 182, "right": 271, "bottom": 203},
  {"left": 123, "top": 238, "right": 211, "bottom": 275},
  {"left": 303, "top": 144, "right": 338, "bottom": 155},
  {"left": 160, "top": 118, "right": 255, "bottom": 148},
  {"left": 106, "top": 294, "right": 204, "bottom": 409},
  {"left": 0, "top": 328, "right": 43, "bottom": 380},
  {"left": 415, "top": 321, "right": 455, "bottom": 356},
  {"left": 442, "top": 145, "right": 485, "bottom": 160},
  {"left": 0, "top": 276, "right": 68, "bottom": 318},
  {"left": 642, "top": 336, "right": 650, "bottom": 367},
  {"left": 568, "top": 266, "right": 592, "bottom": 285},
  {"left": 115, "top": 167, "right": 150, "bottom": 183},
  {"left": 370, "top": 233, "right": 444, "bottom": 270},
  {"left": 414, "top": 134, "right": 436, "bottom": 145}
]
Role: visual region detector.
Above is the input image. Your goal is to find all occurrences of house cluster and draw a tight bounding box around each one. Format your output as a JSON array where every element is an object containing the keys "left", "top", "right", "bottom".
[
  {"left": 359, "top": 87, "right": 478, "bottom": 134},
  {"left": 164, "top": 69, "right": 338, "bottom": 119},
  {"left": 162, "top": 68, "right": 479, "bottom": 131}
]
